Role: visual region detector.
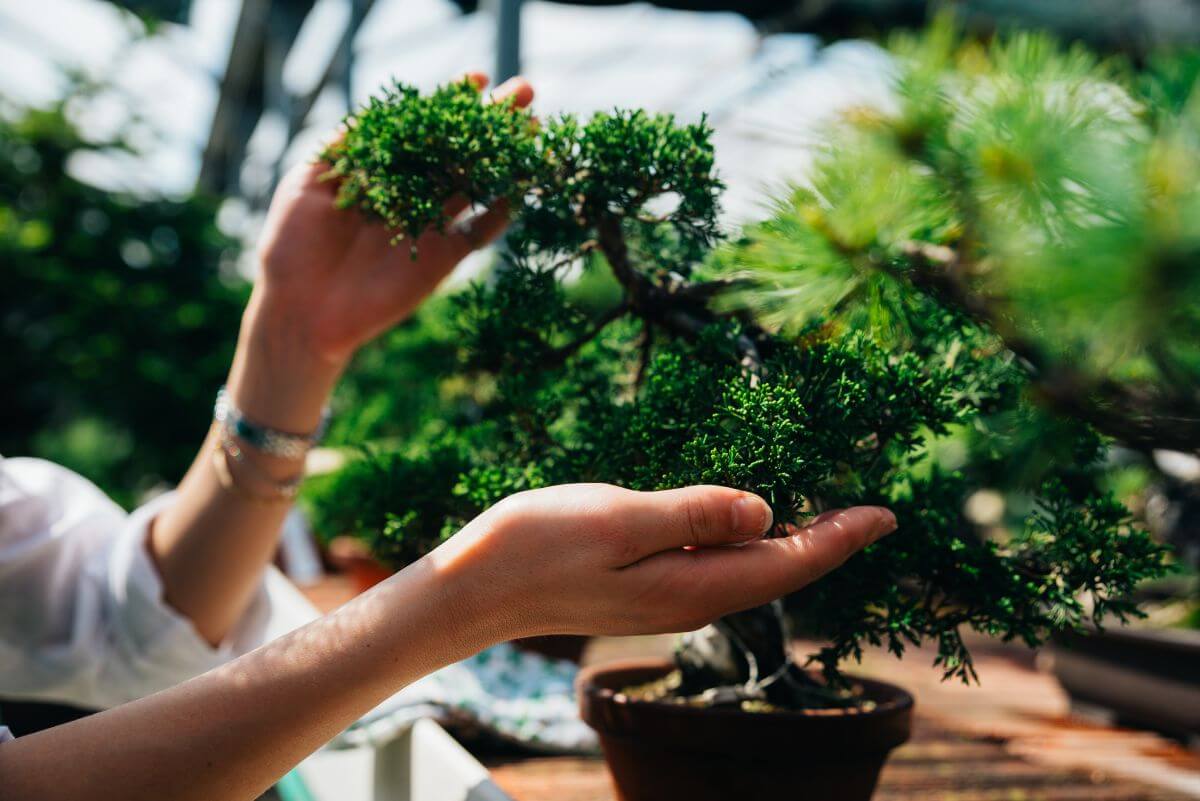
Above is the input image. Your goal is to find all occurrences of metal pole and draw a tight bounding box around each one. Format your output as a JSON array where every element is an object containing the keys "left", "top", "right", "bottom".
[
  {"left": 341, "top": 0, "right": 371, "bottom": 108},
  {"left": 491, "top": 0, "right": 522, "bottom": 83}
]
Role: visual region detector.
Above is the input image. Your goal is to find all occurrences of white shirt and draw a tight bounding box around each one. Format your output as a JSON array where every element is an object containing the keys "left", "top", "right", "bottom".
[{"left": 0, "top": 456, "right": 317, "bottom": 721}]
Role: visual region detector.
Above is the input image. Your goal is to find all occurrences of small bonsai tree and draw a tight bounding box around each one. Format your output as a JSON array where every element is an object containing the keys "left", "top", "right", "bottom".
[{"left": 310, "top": 25, "right": 1187, "bottom": 709}]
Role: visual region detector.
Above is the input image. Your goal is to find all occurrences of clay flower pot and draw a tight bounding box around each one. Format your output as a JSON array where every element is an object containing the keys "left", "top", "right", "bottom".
[{"left": 578, "top": 659, "right": 913, "bottom": 801}]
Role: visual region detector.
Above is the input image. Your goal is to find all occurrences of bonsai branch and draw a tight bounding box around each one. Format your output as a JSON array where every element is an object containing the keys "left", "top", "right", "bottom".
[
  {"left": 897, "top": 241, "right": 1200, "bottom": 453},
  {"left": 593, "top": 214, "right": 765, "bottom": 372},
  {"left": 545, "top": 300, "right": 630, "bottom": 367}
]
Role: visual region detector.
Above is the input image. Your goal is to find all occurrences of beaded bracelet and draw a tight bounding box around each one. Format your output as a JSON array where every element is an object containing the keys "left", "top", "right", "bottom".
[
  {"left": 213, "top": 386, "right": 330, "bottom": 460},
  {"left": 212, "top": 428, "right": 304, "bottom": 504}
]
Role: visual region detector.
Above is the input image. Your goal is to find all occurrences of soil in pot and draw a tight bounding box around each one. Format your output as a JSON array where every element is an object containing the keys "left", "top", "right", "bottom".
[{"left": 578, "top": 659, "right": 913, "bottom": 801}]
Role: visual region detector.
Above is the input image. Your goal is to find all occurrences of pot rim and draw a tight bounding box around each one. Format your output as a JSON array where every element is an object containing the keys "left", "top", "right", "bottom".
[
  {"left": 578, "top": 657, "right": 914, "bottom": 721},
  {"left": 578, "top": 658, "right": 915, "bottom": 757}
]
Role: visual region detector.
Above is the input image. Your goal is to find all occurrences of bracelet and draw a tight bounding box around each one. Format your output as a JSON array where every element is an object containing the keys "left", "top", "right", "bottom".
[
  {"left": 212, "top": 428, "right": 304, "bottom": 504},
  {"left": 214, "top": 386, "right": 330, "bottom": 460}
]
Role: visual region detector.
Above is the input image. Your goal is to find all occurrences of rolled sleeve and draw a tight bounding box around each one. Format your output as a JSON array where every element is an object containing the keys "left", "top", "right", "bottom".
[
  {"left": 0, "top": 457, "right": 318, "bottom": 710},
  {"left": 95, "top": 492, "right": 318, "bottom": 707}
]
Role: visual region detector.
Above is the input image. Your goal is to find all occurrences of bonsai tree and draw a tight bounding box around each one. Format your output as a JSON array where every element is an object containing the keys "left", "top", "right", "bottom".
[{"left": 309, "top": 25, "right": 1185, "bottom": 709}]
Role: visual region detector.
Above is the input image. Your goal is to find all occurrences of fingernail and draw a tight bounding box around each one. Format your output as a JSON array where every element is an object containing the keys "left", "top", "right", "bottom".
[
  {"left": 732, "top": 495, "right": 772, "bottom": 537},
  {"left": 870, "top": 507, "right": 898, "bottom": 540}
]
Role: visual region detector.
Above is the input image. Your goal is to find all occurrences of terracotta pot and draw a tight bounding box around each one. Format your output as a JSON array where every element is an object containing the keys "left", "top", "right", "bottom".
[{"left": 578, "top": 659, "right": 913, "bottom": 801}]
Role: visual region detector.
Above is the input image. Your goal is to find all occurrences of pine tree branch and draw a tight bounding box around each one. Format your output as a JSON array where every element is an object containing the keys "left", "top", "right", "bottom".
[
  {"left": 544, "top": 300, "right": 629, "bottom": 367},
  {"left": 898, "top": 241, "right": 1200, "bottom": 452},
  {"left": 594, "top": 214, "right": 765, "bottom": 372}
]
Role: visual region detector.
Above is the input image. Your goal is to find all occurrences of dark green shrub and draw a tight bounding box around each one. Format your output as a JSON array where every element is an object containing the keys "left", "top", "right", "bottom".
[
  {"left": 309, "top": 29, "right": 1187, "bottom": 707},
  {"left": 0, "top": 101, "right": 244, "bottom": 505}
]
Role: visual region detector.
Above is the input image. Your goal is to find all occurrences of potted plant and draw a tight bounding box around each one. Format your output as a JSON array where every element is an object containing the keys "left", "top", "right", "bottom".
[
  {"left": 306, "top": 21, "right": 1191, "bottom": 799},
  {"left": 1047, "top": 444, "right": 1200, "bottom": 740},
  {"left": 1048, "top": 569, "right": 1200, "bottom": 741}
]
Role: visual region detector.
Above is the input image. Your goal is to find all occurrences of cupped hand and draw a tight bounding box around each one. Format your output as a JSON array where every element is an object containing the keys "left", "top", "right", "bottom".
[{"left": 433, "top": 484, "right": 898, "bottom": 641}]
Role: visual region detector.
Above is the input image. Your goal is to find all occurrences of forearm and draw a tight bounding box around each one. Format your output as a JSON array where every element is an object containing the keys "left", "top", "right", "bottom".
[
  {"left": 0, "top": 552, "right": 499, "bottom": 801},
  {"left": 150, "top": 288, "right": 345, "bottom": 644}
]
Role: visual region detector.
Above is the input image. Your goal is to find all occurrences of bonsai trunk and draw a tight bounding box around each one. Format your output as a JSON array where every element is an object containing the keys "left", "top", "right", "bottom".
[{"left": 675, "top": 602, "right": 851, "bottom": 710}]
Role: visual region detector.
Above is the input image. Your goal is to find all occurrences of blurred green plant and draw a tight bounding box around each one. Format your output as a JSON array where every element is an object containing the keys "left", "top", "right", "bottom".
[
  {"left": 0, "top": 100, "right": 245, "bottom": 505},
  {"left": 711, "top": 21, "right": 1200, "bottom": 453},
  {"left": 307, "top": 58, "right": 1175, "bottom": 711}
]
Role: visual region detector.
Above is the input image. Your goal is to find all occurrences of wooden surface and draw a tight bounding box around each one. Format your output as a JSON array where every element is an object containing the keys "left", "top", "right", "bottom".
[
  {"left": 484, "top": 635, "right": 1200, "bottom": 801},
  {"left": 302, "top": 575, "right": 1200, "bottom": 801},
  {"left": 485, "top": 722, "right": 1196, "bottom": 801}
]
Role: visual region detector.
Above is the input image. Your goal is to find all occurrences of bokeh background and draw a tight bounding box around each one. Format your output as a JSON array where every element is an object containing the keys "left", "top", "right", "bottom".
[
  {"left": 4, "top": 2, "right": 1200, "bottom": 798},
  {"left": 8, "top": 0, "right": 1200, "bottom": 503}
]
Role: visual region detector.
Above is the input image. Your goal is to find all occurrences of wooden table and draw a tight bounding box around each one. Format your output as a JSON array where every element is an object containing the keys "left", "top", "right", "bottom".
[
  {"left": 303, "top": 577, "right": 1200, "bottom": 801},
  {"left": 482, "top": 634, "right": 1200, "bottom": 801},
  {"left": 486, "top": 720, "right": 1194, "bottom": 801}
]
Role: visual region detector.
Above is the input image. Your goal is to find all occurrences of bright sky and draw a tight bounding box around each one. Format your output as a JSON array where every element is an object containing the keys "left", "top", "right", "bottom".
[{"left": 0, "top": 0, "right": 894, "bottom": 233}]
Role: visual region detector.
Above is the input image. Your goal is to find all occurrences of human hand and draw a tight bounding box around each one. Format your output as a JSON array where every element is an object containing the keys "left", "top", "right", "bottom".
[
  {"left": 227, "top": 74, "right": 534, "bottom": 434},
  {"left": 431, "top": 484, "right": 898, "bottom": 640}
]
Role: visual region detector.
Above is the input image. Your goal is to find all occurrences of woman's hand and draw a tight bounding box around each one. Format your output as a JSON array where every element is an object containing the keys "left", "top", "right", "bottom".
[
  {"left": 430, "top": 484, "right": 898, "bottom": 641},
  {"left": 228, "top": 74, "right": 534, "bottom": 433},
  {"left": 1, "top": 484, "right": 894, "bottom": 801},
  {"left": 150, "top": 74, "right": 534, "bottom": 647}
]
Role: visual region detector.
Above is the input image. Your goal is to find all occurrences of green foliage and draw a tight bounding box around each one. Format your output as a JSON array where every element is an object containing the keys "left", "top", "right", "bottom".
[
  {"left": 0, "top": 100, "right": 245, "bottom": 505},
  {"left": 323, "top": 80, "right": 539, "bottom": 244},
  {"left": 310, "top": 41, "right": 1174, "bottom": 706},
  {"left": 306, "top": 442, "right": 470, "bottom": 568},
  {"left": 324, "top": 83, "right": 721, "bottom": 271},
  {"left": 711, "top": 19, "right": 1200, "bottom": 452},
  {"left": 322, "top": 297, "right": 464, "bottom": 448}
]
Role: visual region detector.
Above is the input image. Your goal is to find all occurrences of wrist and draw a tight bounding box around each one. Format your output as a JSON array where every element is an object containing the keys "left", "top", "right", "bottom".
[
  {"left": 226, "top": 287, "right": 345, "bottom": 437},
  {"left": 365, "top": 547, "right": 513, "bottom": 670},
  {"left": 425, "top": 508, "right": 545, "bottom": 643}
]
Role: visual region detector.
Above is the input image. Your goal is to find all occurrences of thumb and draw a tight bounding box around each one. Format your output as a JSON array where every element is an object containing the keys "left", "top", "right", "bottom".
[{"left": 608, "top": 485, "right": 773, "bottom": 565}]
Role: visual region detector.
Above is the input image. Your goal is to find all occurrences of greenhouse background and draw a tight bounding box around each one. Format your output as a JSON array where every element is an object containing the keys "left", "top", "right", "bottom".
[{"left": 2, "top": 2, "right": 1199, "bottom": 800}]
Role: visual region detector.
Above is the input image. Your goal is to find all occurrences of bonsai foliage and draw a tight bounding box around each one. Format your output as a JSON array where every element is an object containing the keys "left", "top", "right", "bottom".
[{"left": 311, "top": 35, "right": 1179, "bottom": 708}]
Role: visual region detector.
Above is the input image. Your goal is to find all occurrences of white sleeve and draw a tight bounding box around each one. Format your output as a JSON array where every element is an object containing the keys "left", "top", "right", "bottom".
[{"left": 0, "top": 457, "right": 318, "bottom": 710}]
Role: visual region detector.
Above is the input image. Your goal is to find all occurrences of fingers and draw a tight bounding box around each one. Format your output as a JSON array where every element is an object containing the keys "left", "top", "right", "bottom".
[
  {"left": 604, "top": 486, "right": 773, "bottom": 566},
  {"left": 442, "top": 193, "right": 472, "bottom": 222},
  {"left": 433, "top": 201, "right": 514, "bottom": 265},
  {"left": 637, "top": 505, "right": 897, "bottom": 622}
]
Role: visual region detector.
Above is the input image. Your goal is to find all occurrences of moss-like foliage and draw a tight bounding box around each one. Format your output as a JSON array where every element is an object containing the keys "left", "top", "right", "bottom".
[
  {"left": 323, "top": 80, "right": 540, "bottom": 243},
  {"left": 309, "top": 27, "right": 1182, "bottom": 708}
]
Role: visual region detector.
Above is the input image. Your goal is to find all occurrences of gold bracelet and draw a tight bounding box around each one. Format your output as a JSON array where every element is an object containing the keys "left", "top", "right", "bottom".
[{"left": 211, "top": 429, "right": 303, "bottom": 504}]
